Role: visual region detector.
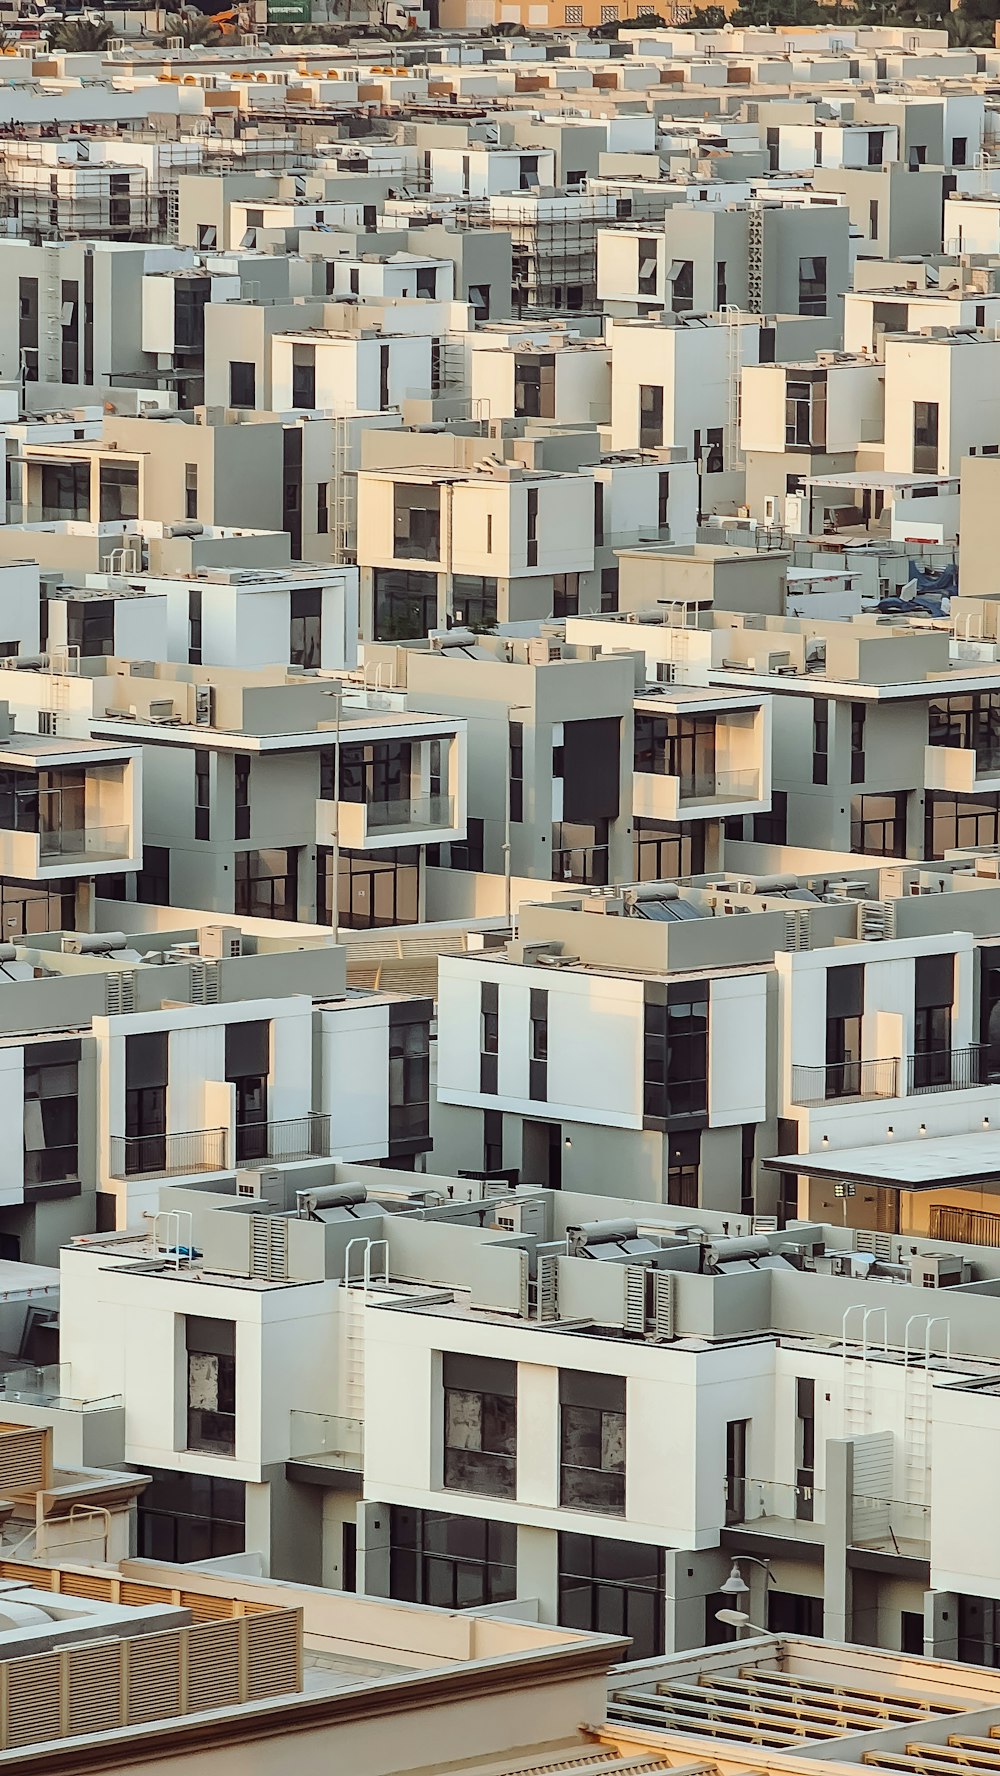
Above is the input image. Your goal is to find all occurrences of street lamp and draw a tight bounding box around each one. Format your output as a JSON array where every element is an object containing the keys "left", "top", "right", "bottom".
[
  {"left": 715, "top": 1606, "right": 768, "bottom": 1640},
  {"left": 321, "top": 683, "right": 345, "bottom": 938}
]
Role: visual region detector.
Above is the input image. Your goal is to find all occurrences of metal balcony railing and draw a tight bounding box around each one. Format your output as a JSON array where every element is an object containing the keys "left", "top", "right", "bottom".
[
  {"left": 791, "top": 1057, "right": 900, "bottom": 1106},
  {"left": 907, "top": 1044, "right": 986, "bottom": 1095},
  {"left": 109, "top": 1127, "right": 228, "bottom": 1180},
  {"left": 235, "top": 1113, "right": 331, "bottom": 1165}
]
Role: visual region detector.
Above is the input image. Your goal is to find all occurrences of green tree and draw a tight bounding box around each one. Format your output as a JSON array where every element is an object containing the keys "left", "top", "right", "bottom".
[
  {"left": 947, "top": 6, "right": 995, "bottom": 41},
  {"left": 49, "top": 17, "right": 113, "bottom": 49},
  {"left": 160, "top": 11, "right": 223, "bottom": 43}
]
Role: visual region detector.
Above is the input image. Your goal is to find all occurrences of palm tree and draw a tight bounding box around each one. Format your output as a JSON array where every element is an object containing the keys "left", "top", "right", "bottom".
[
  {"left": 946, "top": 9, "right": 995, "bottom": 44},
  {"left": 49, "top": 17, "right": 113, "bottom": 50},
  {"left": 160, "top": 10, "right": 223, "bottom": 42}
]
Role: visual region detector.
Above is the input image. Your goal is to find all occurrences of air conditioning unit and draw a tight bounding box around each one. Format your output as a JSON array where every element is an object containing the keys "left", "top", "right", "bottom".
[{"left": 200, "top": 925, "right": 242, "bottom": 961}]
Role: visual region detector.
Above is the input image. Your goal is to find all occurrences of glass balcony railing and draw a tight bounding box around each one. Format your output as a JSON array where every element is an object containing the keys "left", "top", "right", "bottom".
[
  {"left": 678, "top": 769, "right": 760, "bottom": 803},
  {"left": 289, "top": 1411, "right": 364, "bottom": 1470},
  {"left": 850, "top": 1495, "right": 929, "bottom": 1555},
  {"left": 0, "top": 1363, "right": 122, "bottom": 1411},
  {"left": 791, "top": 1057, "right": 900, "bottom": 1106},
  {"left": 39, "top": 824, "right": 130, "bottom": 862},
  {"left": 365, "top": 794, "right": 454, "bottom": 833},
  {"left": 109, "top": 1128, "right": 228, "bottom": 1180},
  {"left": 725, "top": 1476, "right": 825, "bottom": 1529}
]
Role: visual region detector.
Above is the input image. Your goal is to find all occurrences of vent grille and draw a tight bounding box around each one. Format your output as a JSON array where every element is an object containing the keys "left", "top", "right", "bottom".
[
  {"left": 653, "top": 1270, "right": 675, "bottom": 1339},
  {"left": 0, "top": 1427, "right": 47, "bottom": 1495},
  {"left": 67, "top": 1642, "right": 122, "bottom": 1738},
  {"left": 188, "top": 1620, "right": 241, "bottom": 1713},
  {"left": 246, "top": 1610, "right": 301, "bottom": 1700},
  {"left": 6, "top": 1652, "right": 60, "bottom": 1748},
  {"left": 250, "top": 1216, "right": 288, "bottom": 1280},
  {"left": 125, "top": 1630, "right": 182, "bottom": 1726},
  {"left": 624, "top": 1265, "right": 645, "bottom": 1333},
  {"left": 105, "top": 969, "right": 138, "bottom": 1016},
  {"left": 189, "top": 960, "right": 222, "bottom": 1005}
]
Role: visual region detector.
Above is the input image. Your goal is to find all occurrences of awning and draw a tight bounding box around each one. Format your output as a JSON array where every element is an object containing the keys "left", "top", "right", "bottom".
[{"left": 762, "top": 1129, "right": 1000, "bottom": 1192}]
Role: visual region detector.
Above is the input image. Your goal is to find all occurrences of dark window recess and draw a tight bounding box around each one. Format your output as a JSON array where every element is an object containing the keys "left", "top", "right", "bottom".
[
  {"left": 509, "top": 720, "right": 524, "bottom": 824},
  {"left": 526, "top": 486, "right": 539, "bottom": 567},
  {"left": 66, "top": 598, "right": 114, "bottom": 658},
  {"left": 19, "top": 276, "right": 38, "bottom": 382},
  {"left": 137, "top": 1468, "right": 245, "bottom": 1565},
  {"left": 186, "top": 1315, "right": 236, "bottom": 1456},
  {"left": 601, "top": 566, "right": 619, "bottom": 613},
  {"left": 125, "top": 1030, "right": 167, "bottom": 1175},
  {"left": 40, "top": 462, "right": 89, "bottom": 522},
  {"left": 514, "top": 354, "right": 555, "bottom": 420},
  {"left": 226, "top": 1018, "right": 269, "bottom": 1163},
  {"left": 388, "top": 1508, "right": 516, "bottom": 1611},
  {"left": 530, "top": 986, "right": 548, "bottom": 1102},
  {"left": 184, "top": 462, "right": 198, "bottom": 522},
  {"left": 725, "top": 1416, "right": 748, "bottom": 1524},
  {"left": 317, "top": 483, "right": 329, "bottom": 536},
  {"left": 560, "top": 1370, "right": 625, "bottom": 1515},
  {"left": 812, "top": 699, "right": 829, "bottom": 785},
  {"left": 234, "top": 754, "right": 250, "bottom": 842},
  {"left": 290, "top": 586, "right": 322, "bottom": 669},
  {"left": 851, "top": 792, "right": 906, "bottom": 859},
  {"left": 484, "top": 1108, "right": 503, "bottom": 1175},
  {"left": 99, "top": 461, "right": 139, "bottom": 522},
  {"left": 188, "top": 587, "right": 202, "bottom": 667},
  {"left": 480, "top": 980, "right": 498, "bottom": 1095},
  {"left": 291, "top": 344, "right": 316, "bottom": 408},
  {"left": 452, "top": 576, "right": 497, "bottom": 630},
  {"left": 234, "top": 849, "right": 297, "bottom": 922},
  {"left": 768, "top": 1590, "right": 824, "bottom": 1635},
  {"left": 282, "top": 426, "right": 303, "bottom": 561},
  {"left": 443, "top": 1352, "right": 516, "bottom": 1499},
  {"left": 379, "top": 342, "right": 390, "bottom": 410},
  {"left": 522, "top": 1118, "right": 562, "bottom": 1190},
  {"left": 23, "top": 1043, "right": 79, "bottom": 1187},
  {"left": 634, "top": 820, "right": 705, "bottom": 882},
  {"left": 194, "top": 749, "right": 210, "bottom": 843},
  {"left": 825, "top": 962, "right": 863, "bottom": 1097},
  {"left": 667, "top": 1129, "right": 700, "bottom": 1208},
  {"left": 669, "top": 258, "right": 694, "bottom": 313},
  {"left": 639, "top": 383, "right": 664, "bottom": 450},
  {"left": 795, "top": 1376, "right": 816, "bottom": 1520},
  {"left": 914, "top": 400, "right": 939, "bottom": 473},
  {"left": 926, "top": 792, "right": 1000, "bottom": 862},
  {"left": 61, "top": 278, "right": 79, "bottom": 384},
  {"left": 135, "top": 844, "right": 170, "bottom": 907},
  {"left": 394, "top": 483, "right": 441, "bottom": 561},
  {"left": 229, "top": 360, "right": 256, "bottom": 407},
  {"left": 0, "top": 879, "right": 75, "bottom": 938},
  {"left": 373, "top": 568, "right": 437, "bottom": 642},
  {"left": 797, "top": 256, "right": 827, "bottom": 317},
  {"left": 912, "top": 953, "right": 954, "bottom": 1088},
  {"left": 558, "top": 1534, "right": 664, "bottom": 1662},
  {"left": 643, "top": 988, "right": 708, "bottom": 1125},
  {"left": 321, "top": 845, "right": 419, "bottom": 932},
  {"left": 389, "top": 1016, "right": 430, "bottom": 1147},
  {"left": 552, "top": 573, "right": 580, "bottom": 618},
  {"left": 851, "top": 701, "right": 866, "bottom": 784}
]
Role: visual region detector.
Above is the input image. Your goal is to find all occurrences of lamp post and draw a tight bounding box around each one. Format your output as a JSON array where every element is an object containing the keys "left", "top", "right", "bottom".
[
  {"left": 502, "top": 703, "right": 529, "bottom": 925},
  {"left": 321, "top": 683, "right": 344, "bottom": 938},
  {"left": 715, "top": 1606, "right": 768, "bottom": 1641}
]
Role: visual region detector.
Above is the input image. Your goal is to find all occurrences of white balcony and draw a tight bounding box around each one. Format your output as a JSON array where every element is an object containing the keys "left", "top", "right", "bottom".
[
  {"left": 316, "top": 793, "right": 462, "bottom": 852},
  {"left": 925, "top": 743, "right": 1000, "bottom": 795},
  {"left": 634, "top": 767, "right": 763, "bottom": 823}
]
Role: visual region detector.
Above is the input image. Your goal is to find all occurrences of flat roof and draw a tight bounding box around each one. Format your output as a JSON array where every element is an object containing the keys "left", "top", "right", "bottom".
[{"left": 763, "top": 1128, "right": 1000, "bottom": 1191}]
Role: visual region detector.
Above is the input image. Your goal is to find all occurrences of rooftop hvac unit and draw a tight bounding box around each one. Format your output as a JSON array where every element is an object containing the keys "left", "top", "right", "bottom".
[
  {"left": 147, "top": 698, "right": 177, "bottom": 724},
  {"left": 908, "top": 1251, "right": 966, "bottom": 1288},
  {"left": 493, "top": 1195, "right": 547, "bottom": 1238},
  {"left": 200, "top": 925, "right": 242, "bottom": 961},
  {"left": 238, "top": 1168, "right": 282, "bottom": 1199}
]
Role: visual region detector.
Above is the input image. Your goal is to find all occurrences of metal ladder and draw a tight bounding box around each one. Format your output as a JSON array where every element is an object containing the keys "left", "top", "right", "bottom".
[
  {"left": 841, "top": 1304, "right": 887, "bottom": 1436},
  {"left": 903, "top": 1314, "right": 949, "bottom": 1506},
  {"left": 720, "top": 303, "right": 744, "bottom": 473}
]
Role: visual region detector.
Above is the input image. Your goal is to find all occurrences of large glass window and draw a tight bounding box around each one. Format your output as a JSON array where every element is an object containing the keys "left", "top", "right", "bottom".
[
  {"left": 234, "top": 848, "right": 297, "bottom": 921},
  {"left": 643, "top": 989, "right": 709, "bottom": 1124},
  {"left": 913, "top": 400, "right": 939, "bottom": 473},
  {"left": 393, "top": 484, "right": 441, "bottom": 561},
  {"left": 318, "top": 845, "right": 419, "bottom": 930},
  {"left": 388, "top": 1016, "right": 430, "bottom": 1147},
  {"left": 373, "top": 568, "right": 438, "bottom": 642},
  {"left": 558, "top": 1533, "right": 664, "bottom": 1661},
  {"left": 850, "top": 792, "right": 906, "bottom": 857},
  {"left": 40, "top": 461, "right": 88, "bottom": 521},
  {"left": 23, "top": 1042, "right": 79, "bottom": 1187},
  {"left": 451, "top": 575, "right": 498, "bottom": 630},
  {"left": 514, "top": 354, "right": 555, "bottom": 420},
  {"left": 560, "top": 1370, "right": 625, "bottom": 1514},
  {"left": 443, "top": 1353, "right": 516, "bottom": 1500},
  {"left": 290, "top": 587, "right": 322, "bottom": 669},
  {"left": 138, "top": 1470, "right": 244, "bottom": 1564},
  {"left": 186, "top": 1316, "right": 236, "bottom": 1456},
  {"left": 634, "top": 712, "right": 717, "bottom": 793},
  {"left": 925, "top": 791, "right": 1000, "bottom": 860},
  {"left": 125, "top": 1030, "right": 167, "bottom": 1174},
  {"left": 98, "top": 461, "right": 139, "bottom": 522},
  {"left": 634, "top": 820, "right": 705, "bottom": 881},
  {"left": 389, "top": 1508, "right": 516, "bottom": 1610},
  {"left": 639, "top": 384, "right": 664, "bottom": 450},
  {"left": 797, "top": 256, "right": 827, "bottom": 317}
]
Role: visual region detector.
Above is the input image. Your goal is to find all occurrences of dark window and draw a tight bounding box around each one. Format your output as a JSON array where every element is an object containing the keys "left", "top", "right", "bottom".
[
  {"left": 234, "top": 753, "right": 250, "bottom": 841},
  {"left": 851, "top": 701, "right": 866, "bottom": 783},
  {"left": 484, "top": 1108, "right": 503, "bottom": 1174},
  {"left": 753, "top": 792, "right": 787, "bottom": 845},
  {"left": 23, "top": 1043, "right": 79, "bottom": 1187},
  {"left": 797, "top": 256, "right": 827, "bottom": 317},
  {"left": 229, "top": 360, "right": 256, "bottom": 407},
  {"left": 317, "top": 482, "right": 329, "bottom": 536},
  {"left": 137, "top": 1468, "right": 244, "bottom": 1565},
  {"left": 509, "top": 720, "right": 524, "bottom": 824},
  {"left": 469, "top": 284, "right": 490, "bottom": 323},
  {"left": 394, "top": 483, "right": 441, "bottom": 561},
  {"left": 135, "top": 843, "right": 170, "bottom": 906},
  {"left": 552, "top": 819, "right": 609, "bottom": 887},
  {"left": 174, "top": 278, "right": 209, "bottom": 353},
  {"left": 601, "top": 567, "right": 619, "bottom": 613},
  {"left": 912, "top": 953, "right": 954, "bottom": 1089},
  {"left": 40, "top": 462, "right": 88, "bottom": 521},
  {"left": 716, "top": 260, "right": 727, "bottom": 309},
  {"left": 65, "top": 598, "right": 114, "bottom": 658},
  {"left": 643, "top": 988, "right": 708, "bottom": 1125},
  {"left": 812, "top": 699, "right": 829, "bottom": 784},
  {"left": 594, "top": 481, "right": 604, "bottom": 546},
  {"left": 290, "top": 586, "right": 322, "bottom": 669},
  {"left": 633, "top": 819, "right": 705, "bottom": 881},
  {"left": 667, "top": 1129, "right": 700, "bottom": 1207},
  {"left": 658, "top": 471, "right": 670, "bottom": 531},
  {"left": 560, "top": 1370, "right": 625, "bottom": 1515},
  {"left": 558, "top": 1534, "right": 664, "bottom": 1662},
  {"left": 379, "top": 342, "right": 390, "bottom": 410},
  {"left": 637, "top": 237, "right": 658, "bottom": 297},
  {"left": 514, "top": 354, "right": 555, "bottom": 420},
  {"left": 234, "top": 849, "right": 297, "bottom": 921},
  {"left": 785, "top": 377, "right": 826, "bottom": 449},
  {"left": 669, "top": 258, "right": 694, "bottom": 314},
  {"left": 184, "top": 462, "right": 198, "bottom": 522},
  {"left": 443, "top": 1353, "right": 516, "bottom": 1499},
  {"left": 188, "top": 587, "right": 202, "bottom": 667},
  {"left": 389, "top": 1508, "right": 516, "bottom": 1610},
  {"left": 226, "top": 1018, "right": 269, "bottom": 1163},
  {"left": 868, "top": 130, "right": 884, "bottom": 165},
  {"left": 796, "top": 1376, "right": 815, "bottom": 1520},
  {"left": 61, "top": 278, "right": 79, "bottom": 384},
  {"left": 952, "top": 136, "right": 968, "bottom": 167},
  {"left": 125, "top": 1030, "right": 167, "bottom": 1175},
  {"left": 373, "top": 568, "right": 437, "bottom": 642},
  {"left": 480, "top": 979, "right": 499, "bottom": 1095},
  {"left": 902, "top": 1610, "right": 925, "bottom": 1655},
  {"left": 291, "top": 344, "right": 316, "bottom": 408},
  {"left": 725, "top": 1416, "right": 748, "bottom": 1524},
  {"left": 526, "top": 487, "right": 539, "bottom": 567},
  {"left": 194, "top": 748, "right": 210, "bottom": 843},
  {"left": 914, "top": 400, "right": 939, "bottom": 473},
  {"left": 186, "top": 1315, "right": 236, "bottom": 1456},
  {"left": 639, "top": 384, "right": 664, "bottom": 450},
  {"left": 451, "top": 575, "right": 497, "bottom": 630},
  {"left": 529, "top": 987, "right": 548, "bottom": 1102},
  {"left": 389, "top": 1015, "right": 430, "bottom": 1147},
  {"left": 825, "top": 963, "right": 863, "bottom": 1098},
  {"left": 926, "top": 791, "right": 1000, "bottom": 861},
  {"left": 19, "top": 276, "right": 38, "bottom": 381},
  {"left": 851, "top": 792, "right": 906, "bottom": 858},
  {"left": 98, "top": 461, "right": 139, "bottom": 522},
  {"left": 552, "top": 573, "right": 579, "bottom": 618},
  {"left": 768, "top": 1590, "right": 823, "bottom": 1635}
]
